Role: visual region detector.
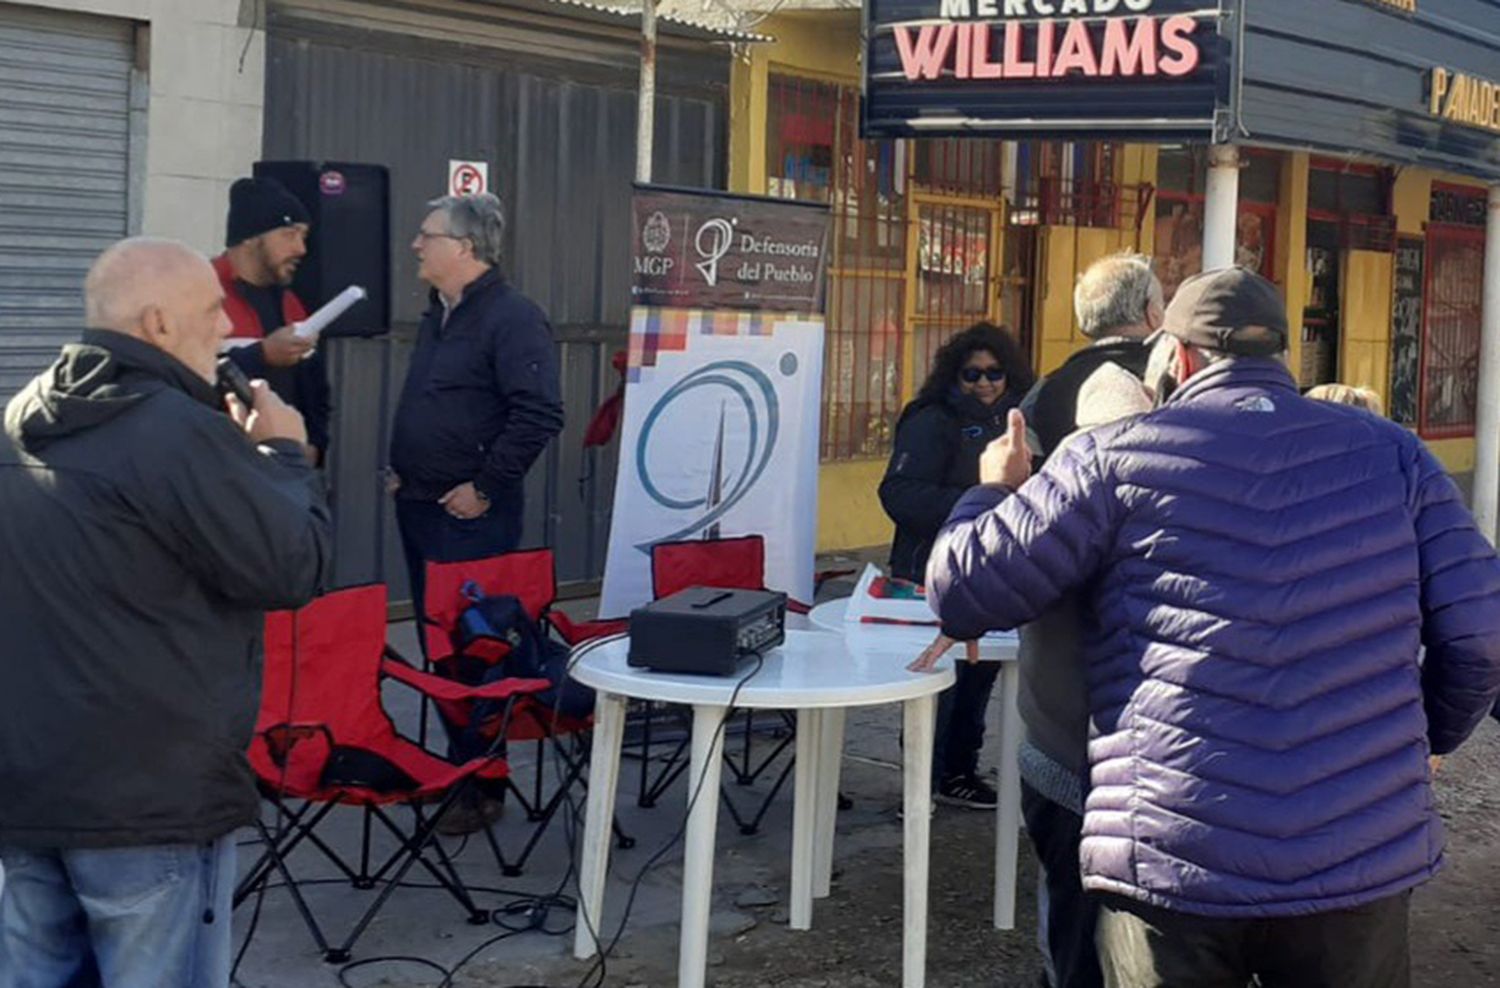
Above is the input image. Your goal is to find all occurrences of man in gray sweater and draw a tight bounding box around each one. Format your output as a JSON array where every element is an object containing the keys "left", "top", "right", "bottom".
[{"left": 1018, "top": 256, "right": 1160, "bottom": 988}]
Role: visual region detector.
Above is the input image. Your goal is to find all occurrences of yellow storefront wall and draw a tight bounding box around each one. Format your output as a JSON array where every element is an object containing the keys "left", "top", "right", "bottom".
[
  {"left": 732, "top": 11, "right": 895, "bottom": 552},
  {"left": 735, "top": 16, "right": 1477, "bottom": 552},
  {"left": 817, "top": 459, "right": 892, "bottom": 554}
]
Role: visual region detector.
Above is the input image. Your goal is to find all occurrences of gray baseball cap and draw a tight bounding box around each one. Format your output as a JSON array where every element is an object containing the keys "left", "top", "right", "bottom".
[{"left": 1163, "top": 267, "right": 1288, "bottom": 357}]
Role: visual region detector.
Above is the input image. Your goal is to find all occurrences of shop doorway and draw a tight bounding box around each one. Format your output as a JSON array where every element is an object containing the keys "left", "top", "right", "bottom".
[
  {"left": 1300, "top": 160, "right": 1396, "bottom": 389},
  {"left": 907, "top": 195, "right": 1005, "bottom": 389}
]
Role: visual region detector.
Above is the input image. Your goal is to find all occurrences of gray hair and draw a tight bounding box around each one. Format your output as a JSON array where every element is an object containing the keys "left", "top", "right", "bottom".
[
  {"left": 1074, "top": 253, "right": 1164, "bottom": 339},
  {"left": 426, "top": 192, "right": 506, "bottom": 267}
]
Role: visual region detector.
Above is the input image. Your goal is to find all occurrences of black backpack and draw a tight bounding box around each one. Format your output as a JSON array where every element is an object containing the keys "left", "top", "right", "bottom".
[{"left": 451, "top": 582, "right": 595, "bottom": 722}]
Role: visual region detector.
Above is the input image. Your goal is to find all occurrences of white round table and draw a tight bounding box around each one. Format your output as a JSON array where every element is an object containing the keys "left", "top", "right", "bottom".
[
  {"left": 809, "top": 597, "right": 1026, "bottom": 932},
  {"left": 570, "top": 629, "right": 955, "bottom": 988}
]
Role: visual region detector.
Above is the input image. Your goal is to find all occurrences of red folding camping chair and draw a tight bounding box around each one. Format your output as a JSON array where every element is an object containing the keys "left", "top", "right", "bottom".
[
  {"left": 234, "top": 584, "right": 549, "bottom": 964},
  {"left": 415, "top": 548, "right": 633, "bottom": 876}
]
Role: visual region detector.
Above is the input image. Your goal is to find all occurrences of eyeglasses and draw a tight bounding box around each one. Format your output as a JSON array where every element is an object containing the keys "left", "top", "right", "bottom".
[
  {"left": 415, "top": 229, "right": 463, "bottom": 243},
  {"left": 960, "top": 367, "right": 1006, "bottom": 384}
]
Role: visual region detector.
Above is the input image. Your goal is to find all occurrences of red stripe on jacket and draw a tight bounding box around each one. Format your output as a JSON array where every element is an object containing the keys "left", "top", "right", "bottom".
[{"left": 212, "top": 253, "right": 309, "bottom": 338}]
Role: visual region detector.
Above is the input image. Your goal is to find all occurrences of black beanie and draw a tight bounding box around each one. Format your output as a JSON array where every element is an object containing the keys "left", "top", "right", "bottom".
[{"left": 226, "top": 176, "right": 311, "bottom": 247}]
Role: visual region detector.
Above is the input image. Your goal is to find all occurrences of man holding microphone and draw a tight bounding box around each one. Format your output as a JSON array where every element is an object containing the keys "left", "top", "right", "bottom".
[{"left": 0, "top": 238, "right": 331, "bottom": 988}]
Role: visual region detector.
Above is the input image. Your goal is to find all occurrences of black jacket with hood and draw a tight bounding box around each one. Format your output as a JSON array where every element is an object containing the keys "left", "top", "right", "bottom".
[
  {"left": 878, "top": 389, "right": 1020, "bottom": 583},
  {"left": 0, "top": 331, "right": 332, "bottom": 849}
]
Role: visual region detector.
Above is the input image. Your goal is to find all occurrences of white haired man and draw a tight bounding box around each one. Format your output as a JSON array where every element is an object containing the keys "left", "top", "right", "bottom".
[{"left": 386, "top": 193, "right": 564, "bottom": 833}]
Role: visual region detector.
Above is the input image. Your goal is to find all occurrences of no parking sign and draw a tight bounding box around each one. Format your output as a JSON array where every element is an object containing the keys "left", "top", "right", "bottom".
[{"left": 447, "top": 160, "right": 489, "bottom": 197}]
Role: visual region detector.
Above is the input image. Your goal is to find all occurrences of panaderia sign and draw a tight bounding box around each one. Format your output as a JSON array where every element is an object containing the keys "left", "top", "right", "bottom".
[{"left": 863, "top": 0, "right": 1228, "bottom": 139}]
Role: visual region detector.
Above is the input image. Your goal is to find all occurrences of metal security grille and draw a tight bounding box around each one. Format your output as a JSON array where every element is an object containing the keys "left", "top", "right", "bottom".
[
  {"left": 264, "top": 12, "right": 728, "bottom": 592},
  {"left": 0, "top": 4, "right": 134, "bottom": 400},
  {"left": 767, "top": 74, "right": 907, "bottom": 461},
  {"left": 1420, "top": 222, "right": 1485, "bottom": 439}
]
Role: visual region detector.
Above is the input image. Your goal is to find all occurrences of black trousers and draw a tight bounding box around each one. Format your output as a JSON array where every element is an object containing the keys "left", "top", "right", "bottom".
[
  {"left": 396, "top": 494, "right": 523, "bottom": 796},
  {"left": 1021, "top": 782, "right": 1103, "bottom": 988},
  {"left": 395, "top": 494, "right": 524, "bottom": 633},
  {"left": 932, "top": 659, "right": 1000, "bottom": 780},
  {"left": 1096, "top": 890, "right": 1412, "bottom": 988}
]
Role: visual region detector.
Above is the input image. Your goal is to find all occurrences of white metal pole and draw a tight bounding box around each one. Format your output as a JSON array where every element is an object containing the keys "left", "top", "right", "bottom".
[
  {"left": 636, "top": 0, "right": 657, "bottom": 185},
  {"left": 1472, "top": 185, "right": 1500, "bottom": 543},
  {"left": 1202, "top": 144, "right": 1241, "bottom": 271}
]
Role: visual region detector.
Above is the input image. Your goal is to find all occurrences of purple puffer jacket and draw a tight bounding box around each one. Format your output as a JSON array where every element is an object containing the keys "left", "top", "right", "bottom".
[{"left": 928, "top": 358, "right": 1500, "bottom": 918}]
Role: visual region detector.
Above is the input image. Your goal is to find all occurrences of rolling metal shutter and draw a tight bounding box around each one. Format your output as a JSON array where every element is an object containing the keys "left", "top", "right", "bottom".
[{"left": 0, "top": 4, "right": 134, "bottom": 400}]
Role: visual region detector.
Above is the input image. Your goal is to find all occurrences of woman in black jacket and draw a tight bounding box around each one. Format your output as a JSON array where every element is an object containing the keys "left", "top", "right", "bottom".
[{"left": 879, "top": 322, "right": 1033, "bottom": 808}]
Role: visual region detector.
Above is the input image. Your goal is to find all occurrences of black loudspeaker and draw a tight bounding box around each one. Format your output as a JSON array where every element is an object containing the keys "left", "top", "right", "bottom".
[{"left": 252, "top": 160, "right": 390, "bottom": 337}]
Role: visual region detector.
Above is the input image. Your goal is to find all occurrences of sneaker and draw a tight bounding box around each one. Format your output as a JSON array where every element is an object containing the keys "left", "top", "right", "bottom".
[
  {"left": 435, "top": 796, "right": 504, "bottom": 836},
  {"left": 935, "top": 773, "right": 998, "bottom": 809}
]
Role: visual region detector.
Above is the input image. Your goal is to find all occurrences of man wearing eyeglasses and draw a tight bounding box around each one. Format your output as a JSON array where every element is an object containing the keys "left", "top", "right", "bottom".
[
  {"left": 388, "top": 193, "right": 564, "bottom": 619},
  {"left": 387, "top": 192, "right": 563, "bottom": 835}
]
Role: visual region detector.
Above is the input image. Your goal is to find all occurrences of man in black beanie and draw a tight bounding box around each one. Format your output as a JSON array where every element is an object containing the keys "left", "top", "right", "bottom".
[{"left": 213, "top": 176, "right": 331, "bottom": 466}]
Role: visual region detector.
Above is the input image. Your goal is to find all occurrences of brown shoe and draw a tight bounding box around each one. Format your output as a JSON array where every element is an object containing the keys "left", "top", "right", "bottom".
[{"left": 435, "top": 796, "right": 504, "bottom": 836}]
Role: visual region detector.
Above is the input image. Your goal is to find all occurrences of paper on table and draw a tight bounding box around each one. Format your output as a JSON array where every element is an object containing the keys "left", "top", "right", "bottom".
[
  {"left": 843, "top": 563, "right": 1017, "bottom": 644},
  {"left": 845, "top": 564, "right": 937, "bottom": 625},
  {"left": 292, "top": 285, "right": 367, "bottom": 341}
]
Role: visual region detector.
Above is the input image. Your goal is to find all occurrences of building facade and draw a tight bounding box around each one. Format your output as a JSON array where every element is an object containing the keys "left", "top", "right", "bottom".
[
  {"left": 733, "top": 4, "right": 1498, "bottom": 552},
  {"left": 3, "top": 0, "right": 1493, "bottom": 577},
  {"left": 0, "top": 0, "right": 263, "bottom": 395},
  {"left": 0, "top": 0, "right": 738, "bottom": 597}
]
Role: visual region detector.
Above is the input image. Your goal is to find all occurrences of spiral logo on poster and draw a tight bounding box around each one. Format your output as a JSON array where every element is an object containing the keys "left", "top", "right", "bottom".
[
  {"left": 633, "top": 360, "right": 781, "bottom": 551},
  {"left": 694, "top": 218, "right": 736, "bottom": 286}
]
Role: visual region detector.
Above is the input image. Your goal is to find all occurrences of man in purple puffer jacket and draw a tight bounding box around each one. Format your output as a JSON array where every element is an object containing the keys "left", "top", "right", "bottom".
[{"left": 927, "top": 267, "right": 1500, "bottom": 988}]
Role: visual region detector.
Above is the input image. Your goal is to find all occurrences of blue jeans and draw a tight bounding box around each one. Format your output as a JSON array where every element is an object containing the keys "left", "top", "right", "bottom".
[{"left": 0, "top": 837, "right": 235, "bottom": 988}]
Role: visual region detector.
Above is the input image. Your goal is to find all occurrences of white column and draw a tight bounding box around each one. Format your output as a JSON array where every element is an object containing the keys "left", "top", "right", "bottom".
[
  {"left": 1473, "top": 185, "right": 1500, "bottom": 543},
  {"left": 635, "top": 0, "right": 657, "bottom": 185},
  {"left": 1202, "top": 144, "right": 1241, "bottom": 271}
]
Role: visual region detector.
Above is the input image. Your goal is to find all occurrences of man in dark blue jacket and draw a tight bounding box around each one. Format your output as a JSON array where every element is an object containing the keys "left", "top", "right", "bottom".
[
  {"left": 926, "top": 268, "right": 1500, "bottom": 988},
  {"left": 389, "top": 192, "right": 564, "bottom": 615},
  {"left": 388, "top": 193, "right": 563, "bottom": 833}
]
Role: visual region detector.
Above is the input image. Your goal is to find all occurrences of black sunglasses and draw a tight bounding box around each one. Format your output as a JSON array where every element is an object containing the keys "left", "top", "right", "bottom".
[{"left": 960, "top": 367, "right": 1006, "bottom": 384}]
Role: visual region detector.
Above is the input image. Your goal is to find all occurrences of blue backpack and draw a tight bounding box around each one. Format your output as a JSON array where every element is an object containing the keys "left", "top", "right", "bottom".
[{"left": 451, "top": 582, "right": 594, "bottom": 722}]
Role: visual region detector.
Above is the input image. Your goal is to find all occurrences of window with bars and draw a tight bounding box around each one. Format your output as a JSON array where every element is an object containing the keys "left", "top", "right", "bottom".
[
  {"left": 765, "top": 75, "right": 1134, "bottom": 461},
  {"left": 1421, "top": 215, "right": 1485, "bottom": 438},
  {"left": 768, "top": 74, "right": 907, "bottom": 461},
  {"left": 1153, "top": 147, "right": 1281, "bottom": 301}
]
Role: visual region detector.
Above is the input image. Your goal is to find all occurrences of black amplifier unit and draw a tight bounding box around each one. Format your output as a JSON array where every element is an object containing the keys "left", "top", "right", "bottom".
[{"left": 628, "top": 587, "right": 787, "bottom": 676}]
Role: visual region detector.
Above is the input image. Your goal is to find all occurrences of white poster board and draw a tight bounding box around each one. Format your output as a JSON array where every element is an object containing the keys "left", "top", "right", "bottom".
[{"left": 598, "top": 308, "right": 824, "bottom": 617}]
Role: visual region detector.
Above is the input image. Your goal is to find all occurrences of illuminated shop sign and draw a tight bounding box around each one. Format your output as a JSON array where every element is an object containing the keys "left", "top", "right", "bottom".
[{"left": 863, "top": 0, "right": 1227, "bottom": 139}]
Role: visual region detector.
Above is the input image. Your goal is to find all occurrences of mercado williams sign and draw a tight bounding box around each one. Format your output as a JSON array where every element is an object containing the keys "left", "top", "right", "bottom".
[{"left": 862, "top": 0, "right": 1230, "bottom": 139}]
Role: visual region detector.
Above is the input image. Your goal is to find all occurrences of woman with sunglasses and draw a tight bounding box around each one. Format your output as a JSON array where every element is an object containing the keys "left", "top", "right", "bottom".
[{"left": 879, "top": 321, "right": 1035, "bottom": 808}]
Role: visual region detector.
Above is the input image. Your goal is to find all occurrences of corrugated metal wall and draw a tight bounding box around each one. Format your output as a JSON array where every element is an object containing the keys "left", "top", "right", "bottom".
[
  {"left": 262, "top": 9, "right": 726, "bottom": 598},
  {"left": 0, "top": 3, "right": 134, "bottom": 400}
]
